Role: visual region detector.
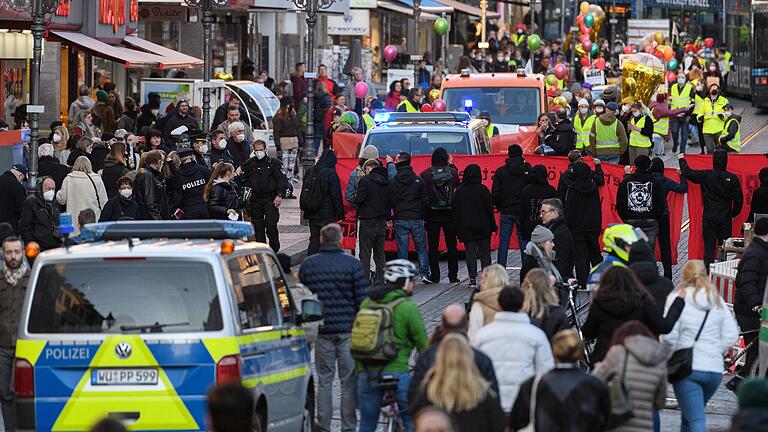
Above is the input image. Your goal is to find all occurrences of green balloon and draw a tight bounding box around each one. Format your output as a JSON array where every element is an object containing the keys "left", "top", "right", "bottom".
[
  {"left": 590, "top": 43, "right": 599, "bottom": 56},
  {"left": 667, "top": 58, "right": 679, "bottom": 71},
  {"left": 527, "top": 34, "right": 541, "bottom": 51},
  {"left": 434, "top": 18, "right": 449, "bottom": 36},
  {"left": 584, "top": 13, "right": 595, "bottom": 28}
]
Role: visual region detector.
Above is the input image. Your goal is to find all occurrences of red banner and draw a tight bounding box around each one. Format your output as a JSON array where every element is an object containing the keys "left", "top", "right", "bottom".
[
  {"left": 685, "top": 154, "right": 768, "bottom": 259},
  {"left": 336, "top": 154, "right": 685, "bottom": 263},
  {"left": 332, "top": 132, "right": 364, "bottom": 158}
]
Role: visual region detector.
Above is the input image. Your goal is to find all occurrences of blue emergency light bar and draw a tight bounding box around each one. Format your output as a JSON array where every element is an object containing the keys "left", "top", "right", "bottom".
[
  {"left": 58, "top": 213, "right": 75, "bottom": 236},
  {"left": 78, "top": 220, "right": 254, "bottom": 242},
  {"left": 374, "top": 112, "right": 471, "bottom": 124}
]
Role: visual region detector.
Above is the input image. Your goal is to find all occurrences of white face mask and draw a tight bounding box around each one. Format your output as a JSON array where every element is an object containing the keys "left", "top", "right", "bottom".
[
  {"left": 52, "top": 133, "right": 61, "bottom": 143},
  {"left": 43, "top": 190, "right": 55, "bottom": 201},
  {"left": 120, "top": 188, "right": 132, "bottom": 198},
  {"left": 198, "top": 145, "right": 209, "bottom": 154},
  {"left": 151, "top": 109, "right": 159, "bottom": 116},
  {"left": 622, "top": 105, "right": 630, "bottom": 113},
  {"left": 579, "top": 107, "right": 589, "bottom": 114},
  {"left": 632, "top": 111, "right": 641, "bottom": 117},
  {"left": 696, "top": 85, "right": 703, "bottom": 91},
  {"left": 236, "top": 133, "right": 246, "bottom": 142},
  {"left": 677, "top": 78, "right": 686, "bottom": 85},
  {"left": 228, "top": 212, "right": 239, "bottom": 221},
  {"left": 255, "top": 150, "right": 266, "bottom": 159},
  {"left": 216, "top": 140, "right": 227, "bottom": 150},
  {"left": 724, "top": 111, "right": 731, "bottom": 117},
  {"left": 595, "top": 106, "right": 604, "bottom": 114}
]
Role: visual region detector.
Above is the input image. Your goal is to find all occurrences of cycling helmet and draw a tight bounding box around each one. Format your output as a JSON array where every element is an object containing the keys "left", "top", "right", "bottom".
[
  {"left": 602, "top": 224, "right": 648, "bottom": 262},
  {"left": 383, "top": 259, "right": 418, "bottom": 284}
]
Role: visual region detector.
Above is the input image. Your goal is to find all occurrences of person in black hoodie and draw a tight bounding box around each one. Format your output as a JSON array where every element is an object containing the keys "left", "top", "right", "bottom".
[
  {"left": 629, "top": 241, "right": 673, "bottom": 309},
  {"left": 89, "top": 138, "right": 110, "bottom": 173},
  {"left": 171, "top": 148, "right": 212, "bottom": 220},
  {"left": 204, "top": 162, "right": 241, "bottom": 220},
  {"left": 133, "top": 150, "right": 170, "bottom": 220},
  {"left": 546, "top": 109, "right": 576, "bottom": 156},
  {"left": 99, "top": 176, "right": 139, "bottom": 221},
  {"left": 519, "top": 164, "right": 558, "bottom": 242},
  {"left": 557, "top": 150, "right": 604, "bottom": 203},
  {"left": 208, "top": 130, "right": 237, "bottom": 168},
  {"left": 563, "top": 161, "right": 605, "bottom": 287},
  {"left": 355, "top": 160, "right": 393, "bottom": 283},
  {"left": 453, "top": 164, "right": 497, "bottom": 286},
  {"left": 679, "top": 150, "right": 743, "bottom": 268},
  {"left": 420, "top": 147, "right": 460, "bottom": 283},
  {"left": 17, "top": 176, "right": 61, "bottom": 251},
  {"left": 616, "top": 155, "right": 665, "bottom": 250},
  {"left": 491, "top": 144, "right": 530, "bottom": 268},
  {"left": 136, "top": 93, "right": 160, "bottom": 132},
  {"left": 389, "top": 152, "right": 430, "bottom": 280},
  {"left": 302, "top": 149, "right": 345, "bottom": 256},
  {"left": 101, "top": 142, "right": 130, "bottom": 199},
  {"left": 650, "top": 157, "right": 688, "bottom": 280},
  {"left": 747, "top": 167, "right": 768, "bottom": 223},
  {"left": 37, "top": 143, "right": 68, "bottom": 192}
]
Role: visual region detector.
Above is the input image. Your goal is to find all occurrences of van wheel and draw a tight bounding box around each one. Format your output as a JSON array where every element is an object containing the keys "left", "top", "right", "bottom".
[
  {"left": 253, "top": 409, "right": 265, "bottom": 432},
  {"left": 302, "top": 386, "right": 316, "bottom": 432}
]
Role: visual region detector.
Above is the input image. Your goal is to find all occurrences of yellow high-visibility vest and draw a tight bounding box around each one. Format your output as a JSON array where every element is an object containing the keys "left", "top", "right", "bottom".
[
  {"left": 652, "top": 109, "right": 669, "bottom": 135},
  {"left": 629, "top": 115, "right": 652, "bottom": 148},
  {"left": 721, "top": 117, "right": 741, "bottom": 152},
  {"left": 700, "top": 96, "right": 729, "bottom": 134},
  {"left": 595, "top": 119, "right": 620, "bottom": 149},
  {"left": 397, "top": 100, "right": 418, "bottom": 113},
  {"left": 574, "top": 114, "right": 596, "bottom": 149},
  {"left": 670, "top": 83, "right": 693, "bottom": 109}
]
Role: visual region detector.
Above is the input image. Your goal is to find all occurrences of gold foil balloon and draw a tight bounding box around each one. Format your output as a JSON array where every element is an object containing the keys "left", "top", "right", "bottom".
[
  {"left": 428, "top": 89, "right": 440, "bottom": 103},
  {"left": 554, "top": 96, "right": 567, "bottom": 107},
  {"left": 588, "top": 4, "right": 605, "bottom": 40},
  {"left": 622, "top": 76, "right": 638, "bottom": 96},
  {"left": 653, "top": 31, "right": 664, "bottom": 44},
  {"left": 580, "top": 1, "right": 590, "bottom": 15},
  {"left": 575, "top": 43, "right": 587, "bottom": 58},
  {"left": 621, "top": 59, "right": 664, "bottom": 105}
]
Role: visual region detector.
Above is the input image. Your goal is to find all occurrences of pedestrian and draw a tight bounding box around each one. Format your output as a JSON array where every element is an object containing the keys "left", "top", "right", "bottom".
[
  {"left": 67, "top": 136, "right": 93, "bottom": 166},
  {"left": 582, "top": 266, "right": 684, "bottom": 363},
  {"left": 731, "top": 218, "right": 768, "bottom": 389},
  {"left": 678, "top": 151, "right": 743, "bottom": 268},
  {"left": 472, "top": 285, "right": 554, "bottom": 412},
  {"left": 290, "top": 62, "right": 308, "bottom": 105},
  {"left": 312, "top": 81, "right": 332, "bottom": 152},
  {"left": 520, "top": 225, "right": 562, "bottom": 283},
  {"left": 669, "top": 72, "right": 695, "bottom": 154},
  {"left": 661, "top": 260, "right": 739, "bottom": 431},
  {"left": 492, "top": 144, "right": 530, "bottom": 268},
  {"left": 238, "top": 140, "right": 285, "bottom": 251},
  {"left": 208, "top": 130, "right": 237, "bottom": 168},
  {"left": 593, "top": 320, "right": 670, "bottom": 432},
  {"left": 72, "top": 111, "right": 101, "bottom": 141},
  {"left": 420, "top": 147, "right": 460, "bottom": 283},
  {"left": 18, "top": 176, "right": 60, "bottom": 250},
  {"left": 629, "top": 241, "right": 674, "bottom": 312},
  {"left": 414, "top": 407, "right": 458, "bottom": 432},
  {"left": 272, "top": 97, "right": 301, "bottom": 191},
  {"left": 454, "top": 164, "right": 497, "bottom": 287},
  {"left": 535, "top": 113, "right": 556, "bottom": 151},
  {"left": 354, "top": 159, "right": 391, "bottom": 283},
  {"left": 223, "top": 121, "right": 251, "bottom": 167},
  {"left": 143, "top": 128, "right": 170, "bottom": 154},
  {"left": 302, "top": 150, "right": 344, "bottom": 256},
  {"left": 169, "top": 147, "right": 211, "bottom": 220},
  {"left": 718, "top": 103, "right": 741, "bottom": 153},
  {"left": 116, "top": 97, "right": 137, "bottom": 133},
  {"left": 68, "top": 84, "right": 95, "bottom": 126},
  {"left": 696, "top": 83, "right": 728, "bottom": 154},
  {"left": 90, "top": 136, "right": 110, "bottom": 173},
  {"left": 557, "top": 150, "right": 603, "bottom": 202},
  {"left": 477, "top": 111, "right": 500, "bottom": 138},
  {"left": 563, "top": 161, "right": 604, "bottom": 287},
  {"left": 99, "top": 176, "right": 139, "bottom": 222},
  {"left": 729, "top": 379, "right": 768, "bottom": 432},
  {"left": 650, "top": 92, "right": 689, "bottom": 157},
  {"left": 206, "top": 382, "right": 254, "bottom": 432},
  {"left": 626, "top": 102, "right": 655, "bottom": 165},
  {"left": 356, "top": 260, "right": 427, "bottom": 432},
  {"left": 0, "top": 163, "right": 27, "bottom": 234},
  {"left": 345, "top": 145, "right": 378, "bottom": 206},
  {"left": 136, "top": 94, "right": 160, "bottom": 134},
  {"left": 299, "top": 223, "right": 368, "bottom": 432},
  {"left": 100, "top": 142, "right": 130, "bottom": 199},
  {"left": 521, "top": 268, "right": 569, "bottom": 340},
  {"left": 410, "top": 333, "right": 506, "bottom": 432},
  {"left": 37, "top": 143, "right": 68, "bottom": 192},
  {"left": 467, "top": 264, "right": 508, "bottom": 341},
  {"left": 573, "top": 99, "right": 597, "bottom": 153},
  {"left": 0, "top": 236, "right": 29, "bottom": 431},
  {"left": 616, "top": 155, "right": 665, "bottom": 250},
  {"left": 51, "top": 126, "right": 71, "bottom": 166},
  {"left": 133, "top": 149, "right": 171, "bottom": 220},
  {"left": 509, "top": 329, "right": 611, "bottom": 432},
  {"left": 649, "top": 157, "right": 688, "bottom": 279},
  {"left": 212, "top": 97, "right": 248, "bottom": 133},
  {"left": 56, "top": 156, "right": 107, "bottom": 233},
  {"left": 409, "top": 304, "right": 499, "bottom": 403},
  {"left": 386, "top": 81, "right": 403, "bottom": 112},
  {"left": 162, "top": 99, "right": 200, "bottom": 145},
  {"left": 344, "top": 66, "right": 376, "bottom": 102},
  {"left": 747, "top": 167, "right": 768, "bottom": 223},
  {"left": 388, "top": 151, "right": 431, "bottom": 282},
  {"left": 588, "top": 100, "right": 628, "bottom": 164},
  {"left": 539, "top": 198, "right": 575, "bottom": 282},
  {"left": 519, "top": 164, "right": 558, "bottom": 243},
  {"left": 397, "top": 88, "right": 424, "bottom": 112},
  {"left": 548, "top": 108, "right": 576, "bottom": 156},
  {"left": 204, "top": 163, "right": 241, "bottom": 220}
]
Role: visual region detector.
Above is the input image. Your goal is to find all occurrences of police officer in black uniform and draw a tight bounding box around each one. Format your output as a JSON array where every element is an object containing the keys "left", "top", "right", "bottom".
[
  {"left": 192, "top": 135, "right": 212, "bottom": 169},
  {"left": 238, "top": 140, "right": 287, "bottom": 251},
  {"left": 173, "top": 147, "right": 212, "bottom": 219}
]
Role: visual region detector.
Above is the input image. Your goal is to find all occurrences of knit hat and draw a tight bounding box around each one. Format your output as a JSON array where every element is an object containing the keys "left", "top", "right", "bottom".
[
  {"left": 96, "top": 90, "right": 108, "bottom": 102},
  {"left": 508, "top": 144, "right": 523, "bottom": 158},
  {"left": 594, "top": 99, "right": 606, "bottom": 106},
  {"left": 754, "top": 218, "right": 768, "bottom": 236},
  {"left": 530, "top": 225, "right": 554, "bottom": 243},
  {"left": 578, "top": 98, "right": 589, "bottom": 107},
  {"left": 606, "top": 102, "right": 618, "bottom": 111},
  {"left": 629, "top": 241, "right": 655, "bottom": 264},
  {"left": 737, "top": 378, "right": 768, "bottom": 409},
  {"left": 568, "top": 150, "right": 582, "bottom": 163},
  {"left": 361, "top": 144, "right": 379, "bottom": 160},
  {"left": 370, "top": 99, "right": 384, "bottom": 111},
  {"left": 635, "top": 155, "right": 652, "bottom": 172}
]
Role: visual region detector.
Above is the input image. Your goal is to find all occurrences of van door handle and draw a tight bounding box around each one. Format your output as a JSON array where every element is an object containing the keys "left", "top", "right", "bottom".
[{"left": 109, "top": 412, "right": 140, "bottom": 422}]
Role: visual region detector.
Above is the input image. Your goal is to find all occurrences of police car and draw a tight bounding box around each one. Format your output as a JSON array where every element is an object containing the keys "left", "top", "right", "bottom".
[
  {"left": 16, "top": 220, "right": 322, "bottom": 432},
  {"left": 361, "top": 112, "right": 492, "bottom": 157}
]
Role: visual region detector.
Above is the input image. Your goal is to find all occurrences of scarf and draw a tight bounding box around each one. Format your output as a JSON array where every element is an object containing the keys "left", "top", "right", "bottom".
[{"left": 2, "top": 261, "right": 28, "bottom": 286}]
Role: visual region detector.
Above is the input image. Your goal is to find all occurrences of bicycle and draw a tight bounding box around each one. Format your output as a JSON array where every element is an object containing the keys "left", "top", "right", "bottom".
[
  {"left": 557, "top": 280, "right": 595, "bottom": 369},
  {"left": 724, "top": 329, "right": 763, "bottom": 390},
  {"left": 378, "top": 375, "right": 406, "bottom": 432}
]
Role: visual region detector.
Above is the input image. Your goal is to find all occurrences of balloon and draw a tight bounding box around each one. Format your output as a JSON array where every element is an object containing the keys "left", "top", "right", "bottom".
[
  {"left": 654, "top": 50, "right": 665, "bottom": 60},
  {"left": 624, "top": 44, "right": 635, "bottom": 54},
  {"left": 704, "top": 37, "right": 715, "bottom": 48},
  {"left": 554, "top": 63, "right": 568, "bottom": 80},
  {"left": 653, "top": 31, "right": 664, "bottom": 44},
  {"left": 661, "top": 45, "right": 674, "bottom": 62},
  {"left": 554, "top": 96, "right": 567, "bottom": 107},
  {"left": 431, "top": 99, "right": 446, "bottom": 112},
  {"left": 623, "top": 76, "right": 637, "bottom": 95},
  {"left": 595, "top": 57, "right": 606, "bottom": 70},
  {"left": 582, "top": 38, "right": 592, "bottom": 52},
  {"left": 546, "top": 74, "right": 558, "bottom": 86},
  {"left": 587, "top": 4, "right": 605, "bottom": 41},
  {"left": 421, "top": 103, "right": 433, "bottom": 112},
  {"left": 527, "top": 34, "right": 542, "bottom": 51},
  {"left": 547, "top": 86, "right": 558, "bottom": 97},
  {"left": 580, "top": 57, "right": 590, "bottom": 67},
  {"left": 354, "top": 82, "right": 369, "bottom": 99},
  {"left": 575, "top": 43, "right": 587, "bottom": 58},
  {"left": 434, "top": 17, "right": 449, "bottom": 36},
  {"left": 580, "top": 1, "right": 590, "bottom": 15},
  {"left": 580, "top": 24, "right": 589, "bottom": 35},
  {"left": 576, "top": 14, "right": 584, "bottom": 26},
  {"left": 584, "top": 13, "right": 594, "bottom": 28},
  {"left": 666, "top": 70, "right": 677, "bottom": 82},
  {"left": 590, "top": 44, "right": 599, "bottom": 56},
  {"left": 667, "top": 58, "right": 678, "bottom": 71},
  {"left": 428, "top": 89, "right": 440, "bottom": 103},
  {"left": 383, "top": 45, "right": 398, "bottom": 63}
]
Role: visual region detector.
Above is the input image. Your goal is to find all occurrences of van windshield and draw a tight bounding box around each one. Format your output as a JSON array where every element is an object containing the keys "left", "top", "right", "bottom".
[
  {"left": 442, "top": 87, "right": 540, "bottom": 125},
  {"left": 27, "top": 259, "right": 223, "bottom": 334},
  {"left": 366, "top": 131, "right": 471, "bottom": 156}
]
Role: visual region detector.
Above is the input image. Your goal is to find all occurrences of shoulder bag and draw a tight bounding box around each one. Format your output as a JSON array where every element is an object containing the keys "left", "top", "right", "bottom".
[
  {"left": 85, "top": 173, "right": 102, "bottom": 210},
  {"left": 520, "top": 373, "right": 544, "bottom": 432},
  {"left": 667, "top": 310, "right": 710, "bottom": 383},
  {"left": 608, "top": 346, "right": 634, "bottom": 428}
]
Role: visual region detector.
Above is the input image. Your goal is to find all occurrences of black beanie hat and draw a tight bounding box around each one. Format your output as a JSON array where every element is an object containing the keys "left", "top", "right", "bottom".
[
  {"left": 508, "top": 144, "right": 523, "bottom": 158},
  {"left": 635, "top": 155, "right": 652, "bottom": 172},
  {"left": 650, "top": 157, "right": 664, "bottom": 174}
]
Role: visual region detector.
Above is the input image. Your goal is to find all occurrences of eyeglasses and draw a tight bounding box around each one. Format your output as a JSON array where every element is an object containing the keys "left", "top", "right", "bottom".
[{"left": 539, "top": 209, "right": 554, "bottom": 214}]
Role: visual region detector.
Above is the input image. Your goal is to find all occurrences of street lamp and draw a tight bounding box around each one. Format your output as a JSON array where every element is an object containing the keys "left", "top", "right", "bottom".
[
  {"left": 183, "top": 0, "right": 228, "bottom": 134},
  {"left": 290, "top": 0, "right": 337, "bottom": 166},
  {"left": 412, "top": 0, "right": 421, "bottom": 85},
  {"left": 478, "top": 0, "right": 488, "bottom": 72},
  {"left": 4, "top": 0, "right": 57, "bottom": 193}
]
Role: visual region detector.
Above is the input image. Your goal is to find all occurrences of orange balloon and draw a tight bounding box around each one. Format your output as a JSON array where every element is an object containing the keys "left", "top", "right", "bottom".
[
  {"left": 579, "top": 1, "right": 590, "bottom": 15},
  {"left": 661, "top": 45, "right": 674, "bottom": 62}
]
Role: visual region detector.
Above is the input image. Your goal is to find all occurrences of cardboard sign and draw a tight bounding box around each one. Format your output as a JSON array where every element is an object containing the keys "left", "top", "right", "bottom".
[{"left": 583, "top": 69, "right": 606, "bottom": 86}]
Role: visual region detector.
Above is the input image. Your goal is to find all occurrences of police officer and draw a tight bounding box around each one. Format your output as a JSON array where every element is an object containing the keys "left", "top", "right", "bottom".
[
  {"left": 172, "top": 147, "right": 211, "bottom": 219},
  {"left": 573, "top": 99, "right": 595, "bottom": 153},
  {"left": 478, "top": 111, "right": 499, "bottom": 139},
  {"left": 718, "top": 103, "right": 741, "bottom": 153},
  {"left": 192, "top": 136, "right": 212, "bottom": 168},
  {"left": 238, "top": 140, "right": 287, "bottom": 251}
]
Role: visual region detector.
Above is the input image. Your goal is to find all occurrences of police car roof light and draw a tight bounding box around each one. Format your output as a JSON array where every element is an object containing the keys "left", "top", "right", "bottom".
[
  {"left": 379, "top": 112, "right": 471, "bottom": 124},
  {"left": 79, "top": 220, "right": 255, "bottom": 242},
  {"left": 58, "top": 213, "right": 75, "bottom": 236},
  {"left": 373, "top": 112, "right": 390, "bottom": 123},
  {"left": 463, "top": 99, "right": 473, "bottom": 109}
]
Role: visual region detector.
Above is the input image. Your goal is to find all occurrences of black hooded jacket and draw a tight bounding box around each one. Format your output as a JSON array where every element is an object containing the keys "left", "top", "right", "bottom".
[
  {"left": 453, "top": 164, "right": 497, "bottom": 242},
  {"left": 172, "top": 161, "right": 211, "bottom": 219},
  {"left": 679, "top": 152, "right": 743, "bottom": 223},
  {"left": 491, "top": 156, "right": 530, "bottom": 215},
  {"left": 557, "top": 161, "right": 604, "bottom": 202},
  {"left": 734, "top": 237, "right": 768, "bottom": 315},
  {"left": 419, "top": 148, "right": 460, "bottom": 223},
  {"left": 17, "top": 177, "right": 61, "bottom": 251},
  {"left": 616, "top": 168, "right": 664, "bottom": 221},
  {"left": 37, "top": 155, "right": 68, "bottom": 192},
  {"left": 545, "top": 216, "right": 575, "bottom": 280},
  {"left": 546, "top": 118, "right": 576, "bottom": 156},
  {"left": 563, "top": 162, "right": 603, "bottom": 234},
  {"left": 630, "top": 260, "right": 674, "bottom": 309},
  {"left": 355, "top": 166, "right": 392, "bottom": 220},
  {"left": 390, "top": 163, "right": 428, "bottom": 221},
  {"left": 136, "top": 103, "right": 157, "bottom": 132},
  {"left": 99, "top": 193, "right": 140, "bottom": 222},
  {"left": 304, "top": 150, "right": 345, "bottom": 223},
  {"left": 519, "top": 165, "right": 558, "bottom": 241},
  {"left": 747, "top": 167, "right": 768, "bottom": 222}
]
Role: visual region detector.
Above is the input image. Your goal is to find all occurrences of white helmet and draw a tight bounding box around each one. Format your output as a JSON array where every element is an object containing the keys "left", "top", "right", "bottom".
[{"left": 383, "top": 259, "right": 417, "bottom": 284}]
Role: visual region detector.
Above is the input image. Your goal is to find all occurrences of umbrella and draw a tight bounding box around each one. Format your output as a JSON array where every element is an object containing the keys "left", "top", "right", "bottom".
[{"left": 343, "top": 38, "right": 363, "bottom": 76}]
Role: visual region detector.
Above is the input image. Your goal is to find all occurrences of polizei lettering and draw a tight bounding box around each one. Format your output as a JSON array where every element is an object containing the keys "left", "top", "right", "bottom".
[
  {"left": 45, "top": 346, "right": 89, "bottom": 360},
  {"left": 182, "top": 179, "right": 206, "bottom": 190}
]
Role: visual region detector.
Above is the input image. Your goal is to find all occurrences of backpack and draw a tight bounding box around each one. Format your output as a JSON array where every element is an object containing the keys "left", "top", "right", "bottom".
[
  {"left": 350, "top": 297, "right": 408, "bottom": 366},
  {"left": 299, "top": 166, "right": 324, "bottom": 213},
  {"left": 429, "top": 166, "right": 454, "bottom": 210}
]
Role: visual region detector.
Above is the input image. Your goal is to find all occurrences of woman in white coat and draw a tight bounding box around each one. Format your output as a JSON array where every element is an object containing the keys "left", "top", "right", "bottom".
[
  {"left": 57, "top": 156, "right": 108, "bottom": 235},
  {"left": 468, "top": 264, "right": 509, "bottom": 342},
  {"left": 661, "top": 260, "right": 739, "bottom": 432}
]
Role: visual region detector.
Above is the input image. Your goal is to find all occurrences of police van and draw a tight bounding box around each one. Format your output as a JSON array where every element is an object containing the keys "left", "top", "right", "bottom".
[{"left": 16, "top": 220, "right": 322, "bottom": 432}]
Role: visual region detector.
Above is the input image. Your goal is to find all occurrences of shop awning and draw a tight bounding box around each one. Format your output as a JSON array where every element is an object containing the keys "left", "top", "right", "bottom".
[
  {"left": 377, "top": 0, "right": 441, "bottom": 19},
  {"left": 0, "top": 31, "right": 33, "bottom": 59},
  {"left": 123, "top": 36, "right": 203, "bottom": 68},
  {"left": 393, "top": 0, "right": 453, "bottom": 13},
  {"left": 436, "top": 0, "right": 499, "bottom": 18}
]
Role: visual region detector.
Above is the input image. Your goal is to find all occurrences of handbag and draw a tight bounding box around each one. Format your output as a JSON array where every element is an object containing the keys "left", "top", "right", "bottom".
[
  {"left": 520, "top": 373, "right": 543, "bottom": 432},
  {"left": 608, "top": 346, "right": 634, "bottom": 428},
  {"left": 84, "top": 173, "right": 102, "bottom": 210},
  {"left": 667, "top": 310, "right": 710, "bottom": 383}
]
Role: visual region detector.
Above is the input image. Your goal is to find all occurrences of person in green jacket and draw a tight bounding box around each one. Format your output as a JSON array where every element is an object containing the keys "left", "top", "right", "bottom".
[{"left": 357, "top": 259, "right": 428, "bottom": 432}]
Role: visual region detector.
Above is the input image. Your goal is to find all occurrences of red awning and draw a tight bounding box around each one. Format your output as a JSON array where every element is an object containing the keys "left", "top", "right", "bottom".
[
  {"left": 50, "top": 31, "right": 162, "bottom": 68},
  {"left": 122, "top": 35, "right": 203, "bottom": 68}
]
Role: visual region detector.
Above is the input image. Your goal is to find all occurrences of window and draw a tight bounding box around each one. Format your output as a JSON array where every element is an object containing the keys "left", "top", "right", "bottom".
[
  {"left": 442, "top": 87, "right": 541, "bottom": 126},
  {"left": 263, "top": 255, "right": 295, "bottom": 323},
  {"left": 228, "top": 254, "right": 280, "bottom": 329}
]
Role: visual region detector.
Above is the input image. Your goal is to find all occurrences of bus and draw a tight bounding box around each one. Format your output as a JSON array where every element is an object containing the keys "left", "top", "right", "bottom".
[{"left": 753, "top": 0, "right": 768, "bottom": 108}]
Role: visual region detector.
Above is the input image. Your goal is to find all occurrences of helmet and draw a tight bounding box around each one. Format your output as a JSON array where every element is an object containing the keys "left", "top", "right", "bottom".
[
  {"left": 601, "top": 224, "right": 648, "bottom": 262},
  {"left": 383, "top": 259, "right": 418, "bottom": 284}
]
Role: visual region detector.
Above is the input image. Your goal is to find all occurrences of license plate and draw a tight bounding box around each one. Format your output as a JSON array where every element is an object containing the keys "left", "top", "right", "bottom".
[{"left": 92, "top": 368, "right": 158, "bottom": 385}]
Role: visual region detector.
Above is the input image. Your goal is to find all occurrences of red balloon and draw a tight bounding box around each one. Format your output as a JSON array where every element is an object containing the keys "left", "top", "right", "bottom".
[
  {"left": 665, "top": 70, "right": 676, "bottom": 82},
  {"left": 582, "top": 39, "right": 592, "bottom": 52},
  {"left": 576, "top": 14, "right": 584, "bottom": 26},
  {"left": 685, "top": 44, "right": 696, "bottom": 54},
  {"left": 421, "top": 103, "right": 433, "bottom": 112},
  {"left": 546, "top": 86, "right": 558, "bottom": 97},
  {"left": 704, "top": 37, "right": 715, "bottom": 48},
  {"left": 595, "top": 57, "right": 606, "bottom": 70},
  {"left": 580, "top": 56, "right": 590, "bottom": 67},
  {"left": 623, "top": 44, "right": 634, "bottom": 54},
  {"left": 654, "top": 50, "right": 665, "bottom": 60},
  {"left": 431, "top": 99, "right": 446, "bottom": 112}
]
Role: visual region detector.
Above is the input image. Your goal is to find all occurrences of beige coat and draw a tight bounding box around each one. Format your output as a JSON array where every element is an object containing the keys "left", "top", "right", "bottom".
[
  {"left": 467, "top": 287, "right": 502, "bottom": 342},
  {"left": 56, "top": 171, "right": 108, "bottom": 235},
  {"left": 593, "top": 335, "right": 669, "bottom": 432}
]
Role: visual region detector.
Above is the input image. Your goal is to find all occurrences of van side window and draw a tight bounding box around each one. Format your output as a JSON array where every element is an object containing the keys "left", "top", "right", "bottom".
[
  {"left": 262, "top": 254, "right": 296, "bottom": 323},
  {"left": 228, "top": 254, "right": 281, "bottom": 329}
]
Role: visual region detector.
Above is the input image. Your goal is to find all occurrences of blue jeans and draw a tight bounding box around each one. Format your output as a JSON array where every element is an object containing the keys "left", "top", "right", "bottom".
[
  {"left": 598, "top": 154, "right": 621, "bottom": 164},
  {"left": 670, "top": 117, "right": 690, "bottom": 153},
  {"left": 672, "top": 370, "right": 721, "bottom": 432},
  {"left": 497, "top": 213, "right": 526, "bottom": 268},
  {"left": 394, "top": 220, "right": 429, "bottom": 276},
  {"left": 357, "top": 371, "right": 413, "bottom": 432}
]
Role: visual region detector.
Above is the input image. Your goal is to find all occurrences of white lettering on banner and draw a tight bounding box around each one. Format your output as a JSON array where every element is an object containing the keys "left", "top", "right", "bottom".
[{"left": 45, "top": 347, "right": 89, "bottom": 360}]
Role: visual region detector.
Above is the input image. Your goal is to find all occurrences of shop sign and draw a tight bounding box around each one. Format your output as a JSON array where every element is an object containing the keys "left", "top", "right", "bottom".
[
  {"left": 138, "top": 5, "right": 187, "bottom": 21},
  {"left": 350, "top": 0, "right": 377, "bottom": 7},
  {"left": 99, "top": 0, "right": 126, "bottom": 32},
  {"left": 327, "top": 9, "right": 370, "bottom": 35},
  {"left": 56, "top": 0, "right": 70, "bottom": 16},
  {"left": 646, "top": 0, "right": 710, "bottom": 7}
]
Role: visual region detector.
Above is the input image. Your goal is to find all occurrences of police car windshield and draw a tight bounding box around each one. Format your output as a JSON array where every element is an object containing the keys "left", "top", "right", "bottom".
[
  {"left": 27, "top": 260, "right": 223, "bottom": 334},
  {"left": 442, "top": 87, "right": 540, "bottom": 125},
  {"left": 366, "top": 131, "right": 471, "bottom": 155}
]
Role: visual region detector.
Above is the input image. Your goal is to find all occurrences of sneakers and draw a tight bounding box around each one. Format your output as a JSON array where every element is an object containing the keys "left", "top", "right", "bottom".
[
  {"left": 726, "top": 376, "right": 742, "bottom": 393},
  {"left": 468, "top": 278, "right": 477, "bottom": 287},
  {"left": 449, "top": 277, "right": 460, "bottom": 284},
  {"left": 421, "top": 276, "right": 436, "bottom": 285}
]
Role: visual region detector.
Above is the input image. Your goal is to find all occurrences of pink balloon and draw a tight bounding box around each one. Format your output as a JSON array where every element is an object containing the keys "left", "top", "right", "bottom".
[
  {"left": 383, "top": 45, "right": 398, "bottom": 63},
  {"left": 576, "top": 14, "right": 584, "bottom": 26},
  {"left": 355, "top": 81, "right": 369, "bottom": 99},
  {"left": 421, "top": 103, "right": 433, "bottom": 112},
  {"left": 554, "top": 63, "right": 568, "bottom": 80},
  {"left": 431, "top": 99, "right": 446, "bottom": 112},
  {"left": 582, "top": 39, "right": 592, "bottom": 52},
  {"left": 580, "top": 57, "right": 590, "bottom": 67}
]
